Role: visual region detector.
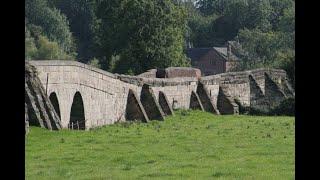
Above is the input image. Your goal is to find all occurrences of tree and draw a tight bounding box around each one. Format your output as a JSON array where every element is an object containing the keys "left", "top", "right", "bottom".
[
  {"left": 25, "top": 26, "right": 37, "bottom": 60},
  {"left": 87, "top": 57, "right": 101, "bottom": 69},
  {"left": 196, "top": 0, "right": 229, "bottom": 16},
  {"left": 25, "top": 24, "right": 74, "bottom": 60},
  {"left": 238, "top": 29, "right": 280, "bottom": 67},
  {"left": 234, "top": 1, "right": 295, "bottom": 87},
  {"left": 35, "top": 36, "right": 73, "bottom": 60},
  {"left": 184, "top": 1, "right": 219, "bottom": 47},
  {"left": 96, "top": 0, "right": 190, "bottom": 74},
  {"left": 269, "top": 0, "right": 294, "bottom": 30},
  {"left": 25, "top": 0, "right": 76, "bottom": 54},
  {"left": 50, "top": 0, "right": 97, "bottom": 62}
]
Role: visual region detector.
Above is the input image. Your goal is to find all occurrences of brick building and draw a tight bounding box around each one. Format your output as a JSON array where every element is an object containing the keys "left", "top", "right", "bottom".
[{"left": 186, "top": 41, "right": 240, "bottom": 75}]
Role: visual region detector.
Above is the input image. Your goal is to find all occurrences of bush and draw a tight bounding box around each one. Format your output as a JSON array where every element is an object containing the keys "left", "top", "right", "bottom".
[
  {"left": 25, "top": 28, "right": 38, "bottom": 60},
  {"left": 26, "top": 0, "right": 75, "bottom": 53},
  {"left": 35, "top": 36, "right": 74, "bottom": 60},
  {"left": 87, "top": 58, "right": 101, "bottom": 69}
]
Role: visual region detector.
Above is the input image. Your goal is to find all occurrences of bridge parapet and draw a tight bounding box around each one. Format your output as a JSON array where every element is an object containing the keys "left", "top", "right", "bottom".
[{"left": 27, "top": 60, "right": 294, "bottom": 130}]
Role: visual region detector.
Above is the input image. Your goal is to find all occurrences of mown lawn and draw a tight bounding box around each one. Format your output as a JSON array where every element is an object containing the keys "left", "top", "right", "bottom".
[{"left": 25, "top": 110, "right": 295, "bottom": 179}]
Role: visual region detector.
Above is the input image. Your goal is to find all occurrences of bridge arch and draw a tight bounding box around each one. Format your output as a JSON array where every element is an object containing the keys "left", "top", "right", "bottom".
[
  {"left": 49, "top": 92, "right": 61, "bottom": 119},
  {"left": 69, "top": 91, "right": 85, "bottom": 130}
]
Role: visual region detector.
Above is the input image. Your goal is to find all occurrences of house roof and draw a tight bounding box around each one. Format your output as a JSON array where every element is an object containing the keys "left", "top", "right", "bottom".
[
  {"left": 214, "top": 47, "right": 240, "bottom": 61},
  {"left": 213, "top": 47, "right": 228, "bottom": 58},
  {"left": 186, "top": 48, "right": 213, "bottom": 62},
  {"left": 186, "top": 47, "right": 239, "bottom": 62}
]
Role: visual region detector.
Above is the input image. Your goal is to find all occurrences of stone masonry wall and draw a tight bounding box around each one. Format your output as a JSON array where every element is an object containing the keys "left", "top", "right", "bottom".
[
  {"left": 29, "top": 61, "right": 199, "bottom": 129},
  {"left": 28, "top": 60, "right": 294, "bottom": 130},
  {"left": 200, "top": 68, "right": 293, "bottom": 112},
  {"left": 29, "top": 60, "right": 141, "bottom": 129}
]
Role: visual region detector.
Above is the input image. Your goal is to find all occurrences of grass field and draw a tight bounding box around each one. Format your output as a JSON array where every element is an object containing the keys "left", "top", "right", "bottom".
[{"left": 25, "top": 110, "right": 295, "bottom": 179}]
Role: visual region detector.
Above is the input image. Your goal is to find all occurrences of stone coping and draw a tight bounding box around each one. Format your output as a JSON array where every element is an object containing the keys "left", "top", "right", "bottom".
[
  {"left": 28, "top": 60, "right": 118, "bottom": 79},
  {"left": 28, "top": 60, "right": 287, "bottom": 86}
]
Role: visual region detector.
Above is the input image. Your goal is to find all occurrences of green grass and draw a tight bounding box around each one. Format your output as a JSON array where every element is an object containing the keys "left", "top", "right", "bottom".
[{"left": 26, "top": 110, "right": 295, "bottom": 179}]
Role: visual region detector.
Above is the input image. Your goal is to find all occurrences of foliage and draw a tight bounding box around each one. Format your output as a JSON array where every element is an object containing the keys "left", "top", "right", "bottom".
[
  {"left": 95, "top": 0, "right": 190, "bottom": 74},
  {"left": 185, "top": 3, "right": 219, "bottom": 47},
  {"left": 188, "top": 0, "right": 295, "bottom": 87},
  {"left": 87, "top": 57, "right": 101, "bottom": 69},
  {"left": 237, "top": 29, "right": 279, "bottom": 66},
  {"left": 185, "top": 1, "right": 295, "bottom": 65},
  {"left": 196, "top": 0, "right": 229, "bottom": 16},
  {"left": 25, "top": 0, "right": 76, "bottom": 54},
  {"left": 25, "top": 24, "right": 75, "bottom": 60},
  {"left": 49, "top": 0, "right": 97, "bottom": 62},
  {"left": 235, "top": 8, "right": 295, "bottom": 86},
  {"left": 34, "top": 36, "right": 74, "bottom": 60},
  {"left": 25, "top": 0, "right": 77, "bottom": 60},
  {"left": 26, "top": 110, "right": 294, "bottom": 179},
  {"left": 25, "top": 27, "right": 38, "bottom": 60},
  {"left": 25, "top": 0, "right": 295, "bottom": 85}
]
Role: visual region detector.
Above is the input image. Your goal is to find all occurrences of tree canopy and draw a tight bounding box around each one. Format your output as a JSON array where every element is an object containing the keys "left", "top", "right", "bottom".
[
  {"left": 25, "top": 0, "right": 295, "bottom": 86},
  {"left": 94, "top": 0, "right": 190, "bottom": 74}
]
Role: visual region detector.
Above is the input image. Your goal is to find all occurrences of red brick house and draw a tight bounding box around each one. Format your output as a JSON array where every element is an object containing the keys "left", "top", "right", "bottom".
[{"left": 186, "top": 41, "right": 240, "bottom": 75}]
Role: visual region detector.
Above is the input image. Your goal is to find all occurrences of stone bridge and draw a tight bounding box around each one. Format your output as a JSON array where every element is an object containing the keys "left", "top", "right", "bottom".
[{"left": 27, "top": 60, "right": 294, "bottom": 130}]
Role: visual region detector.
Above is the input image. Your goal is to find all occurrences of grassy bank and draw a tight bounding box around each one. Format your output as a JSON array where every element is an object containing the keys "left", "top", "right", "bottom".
[{"left": 26, "top": 110, "right": 295, "bottom": 179}]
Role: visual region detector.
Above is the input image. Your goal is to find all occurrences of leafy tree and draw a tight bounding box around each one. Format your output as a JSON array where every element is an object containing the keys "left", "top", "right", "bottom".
[
  {"left": 277, "top": 4, "right": 295, "bottom": 33},
  {"left": 196, "top": 0, "right": 229, "bottom": 16},
  {"left": 185, "top": 1, "right": 219, "bottom": 47},
  {"left": 269, "top": 0, "right": 294, "bottom": 30},
  {"left": 96, "top": 0, "right": 190, "bottom": 74},
  {"left": 35, "top": 36, "right": 73, "bottom": 60},
  {"left": 25, "top": 0, "right": 76, "bottom": 54},
  {"left": 87, "top": 57, "right": 101, "bottom": 68},
  {"left": 237, "top": 31, "right": 294, "bottom": 87},
  {"left": 49, "top": 0, "right": 97, "bottom": 62},
  {"left": 25, "top": 27, "right": 37, "bottom": 60},
  {"left": 25, "top": 24, "right": 74, "bottom": 60}
]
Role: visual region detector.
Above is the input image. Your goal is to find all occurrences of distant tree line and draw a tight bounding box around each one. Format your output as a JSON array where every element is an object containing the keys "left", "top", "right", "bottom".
[{"left": 25, "top": 0, "right": 294, "bottom": 87}]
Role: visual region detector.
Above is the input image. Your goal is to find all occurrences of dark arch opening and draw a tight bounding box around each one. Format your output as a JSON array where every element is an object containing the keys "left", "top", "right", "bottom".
[
  {"left": 140, "top": 84, "right": 165, "bottom": 120},
  {"left": 125, "top": 89, "right": 149, "bottom": 122},
  {"left": 25, "top": 89, "right": 40, "bottom": 127},
  {"left": 49, "top": 92, "right": 61, "bottom": 119},
  {"left": 158, "top": 91, "right": 174, "bottom": 116},
  {"left": 69, "top": 92, "right": 85, "bottom": 130},
  {"left": 196, "top": 82, "right": 219, "bottom": 114},
  {"left": 189, "top": 91, "right": 204, "bottom": 111},
  {"left": 217, "top": 87, "right": 238, "bottom": 114}
]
